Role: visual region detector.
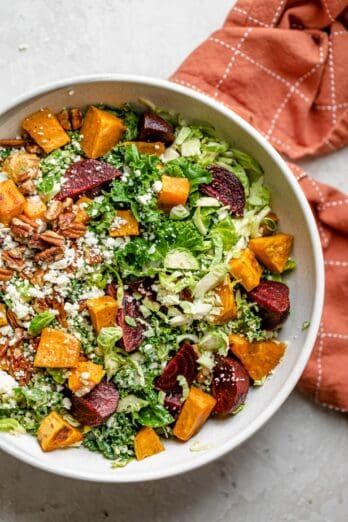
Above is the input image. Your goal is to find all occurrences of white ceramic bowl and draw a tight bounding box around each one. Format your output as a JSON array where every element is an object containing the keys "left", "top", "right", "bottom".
[{"left": 0, "top": 75, "right": 324, "bottom": 482}]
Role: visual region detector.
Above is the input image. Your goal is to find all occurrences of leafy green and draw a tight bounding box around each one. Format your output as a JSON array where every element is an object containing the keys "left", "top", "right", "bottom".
[
  {"left": 0, "top": 418, "right": 24, "bottom": 434},
  {"left": 28, "top": 311, "right": 55, "bottom": 336},
  {"left": 136, "top": 402, "right": 174, "bottom": 428}
]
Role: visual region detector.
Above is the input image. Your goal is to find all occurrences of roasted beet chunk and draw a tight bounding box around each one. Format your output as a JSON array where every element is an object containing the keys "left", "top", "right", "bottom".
[
  {"left": 200, "top": 165, "right": 245, "bottom": 216},
  {"left": 248, "top": 280, "right": 290, "bottom": 329},
  {"left": 138, "top": 112, "right": 175, "bottom": 145},
  {"left": 155, "top": 343, "right": 198, "bottom": 393},
  {"left": 55, "top": 159, "right": 121, "bottom": 201},
  {"left": 71, "top": 381, "right": 119, "bottom": 427},
  {"left": 212, "top": 357, "right": 249, "bottom": 415},
  {"left": 164, "top": 393, "right": 183, "bottom": 420},
  {"left": 117, "top": 292, "right": 145, "bottom": 352}
]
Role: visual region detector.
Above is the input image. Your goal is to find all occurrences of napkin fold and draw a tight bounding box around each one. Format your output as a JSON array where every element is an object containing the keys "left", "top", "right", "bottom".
[{"left": 171, "top": 0, "right": 348, "bottom": 412}]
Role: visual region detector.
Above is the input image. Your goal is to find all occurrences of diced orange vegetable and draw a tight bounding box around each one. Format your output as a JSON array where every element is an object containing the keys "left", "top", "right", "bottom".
[
  {"left": 228, "top": 333, "right": 248, "bottom": 351},
  {"left": 157, "top": 175, "right": 190, "bottom": 210},
  {"left": 0, "top": 304, "right": 8, "bottom": 327},
  {"left": 210, "top": 275, "right": 237, "bottom": 324},
  {"left": 80, "top": 106, "right": 125, "bottom": 159},
  {"left": 86, "top": 296, "right": 118, "bottom": 333},
  {"left": 109, "top": 210, "right": 140, "bottom": 237},
  {"left": 230, "top": 337, "right": 286, "bottom": 381},
  {"left": 134, "top": 427, "right": 165, "bottom": 461},
  {"left": 73, "top": 196, "right": 92, "bottom": 225},
  {"left": 2, "top": 151, "right": 40, "bottom": 184},
  {"left": 34, "top": 328, "right": 80, "bottom": 368},
  {"left": 249, "top": 233, "right": 294, "bottom": 273},
  {"left": 124, "top": 141, "right": 165, "bottom": 156},
  {"left": 229, "top": 248, "right": 262, "bottom": 291},
  {"left": 22, "top": 108, "right": 70, "bottom": 154},
  {"left": 37, "top": 411, "right": 83, "bottom": 452},
  {"left": 23, "top": 196, "right": 47, "bottom": 220},
  {"left": 173, "top": 387, "right": 216, "bottom": 441},
  {"left": 0, "top": 179, "right": 26, "bottom": 225},
  {"left": 68, "top": 361, "right": 104, "bottom": 396}
]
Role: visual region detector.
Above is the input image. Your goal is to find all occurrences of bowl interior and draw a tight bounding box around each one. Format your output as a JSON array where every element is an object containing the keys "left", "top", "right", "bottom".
[{"left": 0, "top": 77, "right": 323, "bottom": 482}]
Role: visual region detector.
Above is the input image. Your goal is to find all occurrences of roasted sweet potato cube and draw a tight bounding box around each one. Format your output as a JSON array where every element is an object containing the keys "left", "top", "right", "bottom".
[
  {"left": 249, "top": 233, "right": 294, "bottom": 273},
  {"left": 0, "top": 304, "right": 8, "bottom": 327},
  {"left": 34, "top": 328, "right": 80, "bottom": 368},
  {"left": 134, "top": 427, "right": 165, "bottom": 461},
  {"left": 173, "top": 386, "right": 216, "bottom": 441},
  {"left": 80, "top": 106, "right": 125, "bottom": 159},
  {"left": 230, "top": 338, "right": 286, "bottom": 381},
  {"left": 23, "top": 196, "right": 47, "bottom": 220},
  {"left": 73, "top": 196, "right": 92, "bottom": 225},
  {"left": 228, "top": 333, "right": 248, "bottom": 351},
  {"left": 157, "top": 175, "right": 190, "bottom": 210},
  {"left": 124, "top": 141, "right": 165, "bottom": 156},
  {"left": 68, "top": 361, "right": 104, "bottom": 396},
  {"left": 22, "top": 108, "right": 70, "bottom": 154},
  {"left": 37, "top": 411, "right": 83, "bottom": 452},
  {"left": 0, "top": 179, "right": 26, "bottom": 225},
  {"left": 86, "top": 296, "right": 118, "bottom": 333},
  {"left": 3, "top": 151, "right": 40, "bottom": 184},
  {"left": 109, "top": 210, "right": 140, "bottom": 237},
  {"left": 211, "top": 274, "right": 237, "bottom": 324},
  {"left": 229, "top": 248, "right": 262, "bottom": 291}
]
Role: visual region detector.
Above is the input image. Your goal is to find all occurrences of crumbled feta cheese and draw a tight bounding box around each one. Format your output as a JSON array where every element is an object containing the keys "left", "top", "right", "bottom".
[
  {"left": 152, "top": 180, "right": 162, "bottom": 193},
  {"left": 0, "top": 371, "right": 17, "bottom": 397}
]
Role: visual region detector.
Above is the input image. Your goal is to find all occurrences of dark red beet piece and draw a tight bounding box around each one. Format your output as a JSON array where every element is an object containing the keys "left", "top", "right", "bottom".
[
  {"left": 248, "top": 280, "right": 290, "bottom": 329},
  {"left": 164, "top": 393, "right": 183, "bottom": 420},
  {"left": 71, "top": 381, "right": 119, "bottom": 427},
  {"left": 105, "top": 282, "right": 117, "bottom": 300},
  {"left": 212, "top": 357, "right": 249, "bottom": 415},
  {"left": 55, "top": 159, "right": 121, "bottom": 201},
  {"left": 117, "top": 292, "right": 145, "bottom": 352},
  {"left": 155, "top": 343, "right": 198, "bottom": 393},
  {"left": 138, "top": 112, "right": 175, "bottom": 145},
  {"left": 200, "top": 165, "right": 245, "bottom": 216}
]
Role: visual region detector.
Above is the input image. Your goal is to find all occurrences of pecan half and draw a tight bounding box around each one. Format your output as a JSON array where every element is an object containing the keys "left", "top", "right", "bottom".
[
  {"left": 57, "top": 108, "right": 72, "bottom": 130},
  {"left": 34, "top": 246, "right": 64, "bottom": 263},
  {"left": 57, "top": 107, "right": 83, "bottom": 131},
  {"left": 6, "top": 309, "right": 22, "bottom": 329},
  {"left": 2, "top": 248, "right": 26, "bottom": 271},
  {"left": 20, "top": 179, "right": 36, "bottom": 195},
  {"left": 62, "top": 197, "right": 73, "bottom": 209},
  {"left": 57, "top": 211, "right": 75, "bottom": 230},
  {"left": 61, "top": 222, "right": 87, "bottom": 239},
  {"left": 52, "top": 299, "right": 68, "bottom": 327},
  {"left": 0, "top": 268, "right": 14, "bottom": 281},
  {"left": 10, "top": 217, "right": 34, "bottom": 240},
  {"left": 17, "top": 214, "right": 40, "bottom": 229},
  {"left": 28, "top": 233, "right": 49, "bottom": 251},
  {"left": 30, "top": 268, "right": 45, "bottom": 287},
  {"left": 25, "top": 142, "right": 43, "bottom": 155},
  {"left": 32, "top": 297, "right": 49, "bottom": 314},
  {"left": 39, "top": 230, "right": 65, "bottom": 247},
  {"left": 45, "top": 200, "right": 63, "bottom": 221}
]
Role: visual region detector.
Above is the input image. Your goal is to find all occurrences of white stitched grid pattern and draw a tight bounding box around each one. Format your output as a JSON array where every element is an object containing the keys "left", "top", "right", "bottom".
[{"left": 327, "top": 38, "right": 337, "bottom": 125}]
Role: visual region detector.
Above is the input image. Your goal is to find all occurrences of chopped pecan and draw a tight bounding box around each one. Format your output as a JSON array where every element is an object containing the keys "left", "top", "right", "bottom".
[
  {"left": 57, "top": 108, "right": 72, "bottom": 130},
  {"left": 6, "top": 309, "right": 22, "bottom": 329},
  {"left": 57, "top": 211, "right": 75, "bottom": 230},
  {"left": 85, "top": 248, "right": 102, "bottom": 265},
  {"left": 2, "top": 248, "right": 26, "bottom": 271},
  {"left": 0, "top": 138, "right": 27, "bottom": 148},
  {"left": 34, "top": 246, "right": 64, "bottom": 263},
  {"left": 28, "top": 233, "right": 49, "bottom": 250},
  {"left": 61, "top": 222, "right": 87, "bottom": 239},
  {"left": 25, "top": 142, "right": 43, "bottom": 155},
  {"left": 57, "top": 107, "right": 83, "bottom": 131},
  {"left": 17, "top": 213, "right": 40, "bottom": 229},
  {"left": 10, "top": 217, "right": 34, "bottom": 240},
  {"left": 39, "top": 230, "right": 65, "bottom": 247},
  {"left": 45, "top": 200, "right": 63, "bottom": 221},
  {"left": 5, "top": 340, "right": 34, "bottom": 385},
  {"left": 0, "top": 268, "right": 14, "bottom": 281},
  {"left": 70, "top": 108, "right": 83, "bottom": 130},
  {"left": 19, "top": 179, "right": 36, "bottom": 195},
  {"left": 78, "top": 299, "right": 88, "bottom": 312},
  {"left": 52, "top": 299, "right": 68, "bottom": 327},
  {"left": 30, "top": 268, "right": 45, "bottom": 287},
  {"left": 62, "top": 197, "right": 74, "bottom": 209},
  {"left": 32, "top": 297, "right": 49, "bottom": 314}
]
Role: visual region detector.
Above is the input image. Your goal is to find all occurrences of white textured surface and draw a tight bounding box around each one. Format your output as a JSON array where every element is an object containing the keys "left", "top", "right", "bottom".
[{"left": 0, "top": 1, "right": 347, "bottom": 520}]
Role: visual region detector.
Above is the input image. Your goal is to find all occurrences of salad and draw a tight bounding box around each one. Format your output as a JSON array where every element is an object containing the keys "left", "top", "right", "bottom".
[{"left": 0, "top": 101, "right": 294, "bottom": 466}]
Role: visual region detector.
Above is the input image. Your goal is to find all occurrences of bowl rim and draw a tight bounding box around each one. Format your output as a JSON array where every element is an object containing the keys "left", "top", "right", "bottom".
[{"left": 0, "top": 73, "right": 325, "bottom": 482}]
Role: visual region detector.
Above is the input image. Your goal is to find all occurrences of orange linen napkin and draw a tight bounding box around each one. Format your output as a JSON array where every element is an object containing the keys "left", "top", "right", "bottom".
[{"left": 171, "top": 0, "right": 348, "bottom": 412}]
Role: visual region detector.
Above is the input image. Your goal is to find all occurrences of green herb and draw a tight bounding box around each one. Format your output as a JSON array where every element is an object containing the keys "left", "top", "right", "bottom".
[{"left": 302, "top": 321, "right": 310, "bottom": 331}]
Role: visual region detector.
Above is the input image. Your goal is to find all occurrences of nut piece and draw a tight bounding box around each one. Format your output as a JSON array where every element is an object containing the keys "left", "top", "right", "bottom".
[
  {"left": 10, "top": 217, "right": 34, "bottom": 240},
  {"left": 39, "top": 230, "right": 65, "bottom": 247},
  {"left": 34, "top": 246, "right": 64, "bottom": 263},
  {"left": 6, "top": 309, "right": 22, "bottom": 328},
  {"left": 2, "top": 152, "right": 40, "bottom": 185},
  {"left": 57, "top": 108, "right": 83, "bottom": 131},
  {"left": 45, "top": 200, "right": 63, "bottom": 221},
  {"left": 2, "top": 248, "right": 26, "bottom": 271},
  {"left": 25, "top": 142, "right": 44, "bottom": 155},
  {"left": 0, "top": 268, "right": 14, "bottom": 282},
  {"left": 57, "top": 211, "right": 75, "bottom": 230},
  {"left": 0, "top": 139, "right": 27, "bottom": 148},
  {"left": 30, "top": 269, "right": 45, "bottom": 287},
  {"left": 61, "top": 222, "right": 87, "bottom": 239},
  {"left": 57, "top": 109, "right": 72, "bottom": 131}
]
